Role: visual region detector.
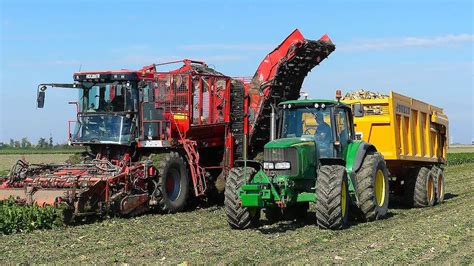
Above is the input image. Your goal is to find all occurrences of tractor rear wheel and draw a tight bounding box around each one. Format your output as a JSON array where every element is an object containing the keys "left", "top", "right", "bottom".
[
  {"left": 413, "top": 167, "right": 436, "bottom": 207},
  {"left": 432, "top": 166, "right": 445, "bottom": 204},
  {"left": 224, "top": 167, "right": 260, "bottom": 229},
  {"left": 355, "top": 152, "right": 389, "bottom": 221},
  {"left": 316, "top": 165, "right": 349, "bottom": 230},
  {"left": 154, "top": 152, "right": 190, "bottom": 213}
]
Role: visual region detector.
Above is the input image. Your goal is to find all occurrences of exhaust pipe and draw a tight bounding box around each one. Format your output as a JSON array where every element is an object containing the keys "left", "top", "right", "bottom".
[{"left": 270, "top": 104, "right": 276, "bottom": 141}]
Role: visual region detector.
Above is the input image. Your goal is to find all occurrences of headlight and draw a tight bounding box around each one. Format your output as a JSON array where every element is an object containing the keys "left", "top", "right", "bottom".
[
  {"left": 274, "top": 161, "right": 291, "bottom": 170},
  {"left": 263, "top": 162, "right": 274, "bottom": 170}
]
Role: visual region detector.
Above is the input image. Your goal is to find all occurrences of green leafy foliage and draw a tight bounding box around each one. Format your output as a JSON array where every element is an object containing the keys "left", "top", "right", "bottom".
[
  {"left": 447, "top": 152, "right": 474, "bottom": 165},
  {"left": 0, "top": 198, "right": 64, "bottom": 234}
]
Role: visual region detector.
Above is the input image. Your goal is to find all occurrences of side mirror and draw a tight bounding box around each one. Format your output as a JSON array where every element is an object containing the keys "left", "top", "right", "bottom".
[
  {"left": 352, "top": 103, "right": 364, "bottom": 117},
  {"left": 37, "top": 91, "right": 45, "bottom": 108}
]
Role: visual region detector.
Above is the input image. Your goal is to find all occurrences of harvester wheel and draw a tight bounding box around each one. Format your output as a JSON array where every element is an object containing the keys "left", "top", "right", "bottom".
[
  {"left": 316, "top": 165, "right": 349, "bottom": 230},
  {"left": 431, "top": 166, "right": 445, "bottom": 204},
  {"left": 355, "top": 152, "right": 389, "bottom": 221},
  {"left": 224, "top": 167, "right": 260, "bottom": 229},
  {"left": 412, "top": 167, "right": 436, "bottom": 207},
  {"left": 155, "top": 152, "right": 190, "bottom": 213}
]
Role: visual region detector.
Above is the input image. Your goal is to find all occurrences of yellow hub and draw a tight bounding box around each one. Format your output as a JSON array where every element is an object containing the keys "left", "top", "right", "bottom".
[
  {"left": 341, "top": 180, "right": 347, "bottom": 218},
  {"left": 427, "top": 176, "right": 434, "bottom": 202},
  {"left": 375, "top": 170, "right": 386, "bottom": 207}
]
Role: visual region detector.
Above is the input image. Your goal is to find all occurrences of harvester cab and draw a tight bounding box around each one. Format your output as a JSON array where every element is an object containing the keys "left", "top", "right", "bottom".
[
  {"left": 37, "top": 70, "right": 140, "bottom": 149},
  {"left": 225, "top": 91, "right": 391, "bottom": 230}
]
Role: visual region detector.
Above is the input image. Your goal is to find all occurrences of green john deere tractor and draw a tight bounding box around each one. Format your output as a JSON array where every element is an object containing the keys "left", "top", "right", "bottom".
[{"left": 224, "top": 92, "right": 390, "bottom": 230}]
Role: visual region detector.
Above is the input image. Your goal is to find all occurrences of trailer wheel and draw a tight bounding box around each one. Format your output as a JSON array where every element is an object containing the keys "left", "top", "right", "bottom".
[
  {"left": 224, "top": 167, "right": 260, "bottom": 229},
  {"left": 154, "top": 152, "right": 190, "bottom": 213},
  {"left": 355, "top": 152, "right": 389, "bottom": 221},
  {"left": 413, "top": 167, "right": 436, "bottom": 207},
  {"left": 432, "top": 166, "right": 445, "bottom": 204},
  {"left": 316, "top": 165, "right": 349, "bottom": 230}
]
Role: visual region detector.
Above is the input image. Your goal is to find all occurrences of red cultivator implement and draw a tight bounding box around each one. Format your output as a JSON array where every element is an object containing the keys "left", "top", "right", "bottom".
[{"left": 1, "top": 155, "right": 156, "bottom": 221}]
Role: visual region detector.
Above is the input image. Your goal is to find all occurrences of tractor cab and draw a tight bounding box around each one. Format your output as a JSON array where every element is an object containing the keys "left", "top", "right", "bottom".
[
  {"left": 37, "top": 70, "right": 140, "bottom": 145},
  {"left": 278, "top": 99, "right": 357, "bottom": 158}
]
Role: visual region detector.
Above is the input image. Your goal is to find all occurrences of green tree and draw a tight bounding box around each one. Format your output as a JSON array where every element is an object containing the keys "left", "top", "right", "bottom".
[
  {"left": 21, "top": 137, "right": 32, "bottom": 148},
  {"left": 13, "top": 140, "right": 21, "bottom": 148},
  {"left": 37, "top": 137, "right": 47, "bottom": 148}
]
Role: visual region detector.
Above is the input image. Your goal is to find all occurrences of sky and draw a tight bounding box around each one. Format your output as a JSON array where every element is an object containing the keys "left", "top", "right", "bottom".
[{"left": 0, "top": 0, "right": 473, "bottom": 144}]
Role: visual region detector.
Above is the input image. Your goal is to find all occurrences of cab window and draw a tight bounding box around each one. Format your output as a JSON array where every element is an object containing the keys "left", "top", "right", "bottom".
[{"left": 336, "top": 108, "right": 351, "bottom": 146}]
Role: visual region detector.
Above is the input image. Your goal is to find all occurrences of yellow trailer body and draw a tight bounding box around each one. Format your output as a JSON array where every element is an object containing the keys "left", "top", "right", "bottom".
[{"left": 344, "top": 91, "right": 448, "bottom": 170}]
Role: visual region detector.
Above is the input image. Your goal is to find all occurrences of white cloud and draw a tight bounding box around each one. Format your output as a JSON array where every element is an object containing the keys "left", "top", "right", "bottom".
[{"left": 338, "top": 33, "right": 474, "bottom": 52}]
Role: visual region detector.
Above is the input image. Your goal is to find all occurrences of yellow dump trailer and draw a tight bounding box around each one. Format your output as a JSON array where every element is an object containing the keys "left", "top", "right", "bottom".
[{"left": 344, "top": 91, "right": 449, "bottom": 207}]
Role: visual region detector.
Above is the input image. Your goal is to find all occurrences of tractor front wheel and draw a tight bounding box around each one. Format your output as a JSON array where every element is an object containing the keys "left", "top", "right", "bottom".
[
  {"left": 154, "top": 152, "right": 190, "bottom": 213},
  {"left": 316, "top": 165, "right": 349, "bottom": 230},
  {"left": 224, "top": 167, "right": 260, "bottom": 229},
  {"left": 355, "top": 152, "right": 389, "bottom": 221}
]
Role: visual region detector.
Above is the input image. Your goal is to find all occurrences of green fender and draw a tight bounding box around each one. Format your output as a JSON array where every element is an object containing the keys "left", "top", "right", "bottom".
[{"left": 343, "top": 140, "right": 376, "bottom": 201}]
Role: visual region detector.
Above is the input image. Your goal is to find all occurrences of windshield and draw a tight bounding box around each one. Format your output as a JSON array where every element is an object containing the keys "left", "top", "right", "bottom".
[
  {"left": 72, "top": 114, "right": 134, "bottom": 144},
  {"left": 281, "top": 107, "right": 334, "bottom": 157},
  {"left": 79, "top": 81, "right": 138, "bottom": 113}
]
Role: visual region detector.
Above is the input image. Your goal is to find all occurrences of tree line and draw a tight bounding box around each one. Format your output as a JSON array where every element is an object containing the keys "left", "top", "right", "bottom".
[{"left": 1, "top": 137, "right": 72, "bottom": 149}]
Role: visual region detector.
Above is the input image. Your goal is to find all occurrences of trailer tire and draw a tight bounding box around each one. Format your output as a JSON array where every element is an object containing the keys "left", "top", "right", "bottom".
[
  {"left": 431, "top": 166, "right": 445, "bottom": 204},
  {"left": 224, "top": 167, "right": 260, "bottom": 229},
  {"left": 316, "top": 165, "right": 349, "bottom": 230},
  {"left": 413, "top": 167, "right": 436, "bottom": 207},
  {"left": 355, "top": 152, "right": 389, "bottom": 221},
  {"left": 154, "top": 152, "right": 190, "bottom": 213}
]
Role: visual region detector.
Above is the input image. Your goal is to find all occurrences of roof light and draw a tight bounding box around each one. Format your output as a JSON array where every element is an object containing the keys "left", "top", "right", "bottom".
[
  {"left": 314, "top": 103, "right": 319, "bottom": 108},
  {"left": 336, "top": 89, "right": 342, "bottom": 102}
]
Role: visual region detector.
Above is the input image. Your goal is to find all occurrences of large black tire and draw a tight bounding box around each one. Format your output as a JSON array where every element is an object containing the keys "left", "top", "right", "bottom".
[
  {"left": 355, "top": 152, "right": 389, "bottom": 221},
  {"left": 224, "top": 167, "right": 260, "bottom": 229},
  {"left": 316, "top": 165, "right": 349, "bottom": 230},
  {"left": 431, "top": 166, "right": 445, "bottom": 204},
  {"left": 412, "top": 167, "right": 436, "bottom": 207},
  {"left": 154, "top": 152, "right": 190, "bottom": 213}
]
